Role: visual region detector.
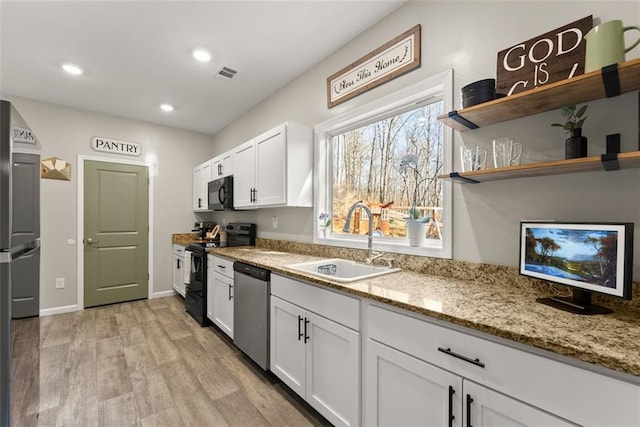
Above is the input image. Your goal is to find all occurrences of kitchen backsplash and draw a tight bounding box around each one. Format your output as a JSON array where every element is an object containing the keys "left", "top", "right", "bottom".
[{"left": 256, "top": 238, "right": 640, "bottom": 311}]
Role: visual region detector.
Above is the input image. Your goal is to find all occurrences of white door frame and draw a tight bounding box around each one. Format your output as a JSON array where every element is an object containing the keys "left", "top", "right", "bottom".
[{"left": 76, "top": 155, "right": 155, "bottom": 310}]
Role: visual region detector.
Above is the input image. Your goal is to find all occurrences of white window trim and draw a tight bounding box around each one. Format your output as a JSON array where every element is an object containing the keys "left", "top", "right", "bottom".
[{"left": 313, "top": 69, "right": 453, "bottom": 259}]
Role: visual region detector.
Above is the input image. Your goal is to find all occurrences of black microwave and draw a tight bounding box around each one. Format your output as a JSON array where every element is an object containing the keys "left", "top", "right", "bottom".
[{"left": 208, "top": 175, "right": 234, "bottom": 211}]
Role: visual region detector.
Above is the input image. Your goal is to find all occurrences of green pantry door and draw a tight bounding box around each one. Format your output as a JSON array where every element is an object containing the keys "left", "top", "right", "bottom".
[{"left": 84, "top": 160, "right": 149, "bottom": 308}]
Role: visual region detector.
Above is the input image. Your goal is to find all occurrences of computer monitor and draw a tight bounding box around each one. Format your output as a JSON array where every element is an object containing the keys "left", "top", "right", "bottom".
[{"left": 519, "top": 221, "right": 633, "bottom": 315}]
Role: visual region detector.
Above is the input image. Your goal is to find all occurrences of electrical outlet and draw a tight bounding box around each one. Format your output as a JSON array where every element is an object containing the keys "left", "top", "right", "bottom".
[
  {"left": 55, "top": 277, "right": 65, "bottom": 289},
  {"left": 272, "top": 216, "right": 278, "bottom": 228}
]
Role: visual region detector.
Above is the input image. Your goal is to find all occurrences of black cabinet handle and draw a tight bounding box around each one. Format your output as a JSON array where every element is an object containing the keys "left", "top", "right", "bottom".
[
  {"left": 228, "top": 284, "right": 233, "bottom": 301},
  {"left": 304, "top": 318, "right": 310, "bottom": 343},
  {"left": 298, "top": 315, "right": 304, "bottom": 341},
  {"left": 198, "top": 197, "right": 202, "bottom": 208},
  {"left": 438, "top": 347, "right": 485, "bottom": 368},
  {"left": 448, "top": 386, "right": 455, "bottom": 427},
  {"left": 217, "top": 264, "right": 226, "bottom": 269},
  {"left": 466, "top": 394, "right": 474, "bottom": 427},
  {"left": 177, "top": 259, "right": 181, "bottom": 269}
]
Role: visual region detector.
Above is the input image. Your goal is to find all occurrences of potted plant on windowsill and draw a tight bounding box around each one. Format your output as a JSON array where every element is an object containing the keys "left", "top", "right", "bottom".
[
  {"left": 400, "top": 155, "right": 430, "bottom": 247},
  {"left": 551, "top": 103, "right": 588, "bottom": 159}
]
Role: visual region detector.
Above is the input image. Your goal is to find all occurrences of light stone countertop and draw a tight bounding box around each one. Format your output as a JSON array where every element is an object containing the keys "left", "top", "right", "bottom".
[{"left": 173, "top": 236, "right": 640, "bottom": 380}]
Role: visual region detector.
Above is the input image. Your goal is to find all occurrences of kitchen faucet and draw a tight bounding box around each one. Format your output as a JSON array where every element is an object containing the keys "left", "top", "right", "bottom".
[{"left": 342, "top": 201, "right": 383, "bottom": 264}]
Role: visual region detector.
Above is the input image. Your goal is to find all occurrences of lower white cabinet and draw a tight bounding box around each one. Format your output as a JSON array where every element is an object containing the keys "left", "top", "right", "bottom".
[
  {"left": 366, "top": 338, "right": 462, "bottom": 426},
  {"left": 366, "top": 339, "right": 573, "bottom": 426},
  {"left": 463, "top": 380, "right": 574, "bottom": 427},
  {"left": 365, "top": 303, "right": 640, "bottom": 427},
  {"left": 270, "top": 275, "right": 360, "bottom": 427},
  {"left": 206, "top": 255, "right": 234, "bottom": 339},
  {"left": 171, "top": 244, "right": 185, "bottom": 297}
]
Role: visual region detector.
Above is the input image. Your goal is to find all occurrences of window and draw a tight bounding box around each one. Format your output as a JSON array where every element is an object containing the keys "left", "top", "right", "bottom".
[{"left": 314, "top": 70, "right": 453, "bottom": 258}]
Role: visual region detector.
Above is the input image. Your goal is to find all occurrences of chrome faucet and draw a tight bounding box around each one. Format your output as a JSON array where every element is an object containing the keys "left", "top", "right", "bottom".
[{"left": 342, "top": 202, "right": 382, "bottom": 264}]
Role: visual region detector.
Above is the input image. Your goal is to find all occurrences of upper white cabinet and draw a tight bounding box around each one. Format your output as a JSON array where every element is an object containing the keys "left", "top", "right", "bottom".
[
  {"left": 233, "top": 122, "right": 313, "bottom": 209},
  {"left": 212, "top": 149, "right": 234, "bottom": 179},
  {"left": 193, "top": 160, "right": 212, "bottom": 211},
  {"left": 233, "top": 139, "right": 257, "bottom": 209}
]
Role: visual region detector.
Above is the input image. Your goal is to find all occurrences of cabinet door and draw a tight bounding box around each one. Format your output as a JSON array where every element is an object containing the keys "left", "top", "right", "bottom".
[
  {"left": 172, "top": 254, "right": 185, "bottom": 297},
  {"left": 211, "top": 156, "right": 223, "bottom": 178},
  {"left": 221, "top": 151, "right": 233, "bottom": 177},
  {"left": 270, "top": 295, "right": 306, "bottom": 397},
  {"left": 305, "top": 311, "right": 360, "bottom": 427},
  {"left": 212, "top": 272, "right": 234, "bottom": 339},
  {"left": 256, "top": 125, "right": 286, "bottom": 207},
  {"left": 233, "top": 140, "right": 256, "bottom": 208},
  {"left": 365, "top": 339, "right": 463, "bottom": 427},
  {"left": 193, "top": 161, "right": 212, "bottom": 211},
  {"left": 464, "top": 381, "right": 575, "bottom": 427}
]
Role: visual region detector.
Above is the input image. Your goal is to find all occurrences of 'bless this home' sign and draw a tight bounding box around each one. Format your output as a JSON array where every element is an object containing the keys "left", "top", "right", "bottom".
[
  {"left": 327, "top": 25, "right": 421, "bottom": 108},
  {"left": 496, "top": 16, "right": 593, "bottom": 96}
]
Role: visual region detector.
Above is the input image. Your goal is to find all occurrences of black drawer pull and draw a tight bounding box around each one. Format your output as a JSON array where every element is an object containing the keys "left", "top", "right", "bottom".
[
  {"left": 298, "top": 315, "right": 303, "bottom": 341},
  {"left": 466, "top": 394, "right": 474, "bottom": 427},
  {"left": 448, "top": 385, "right": 455, "bottom": 427},
  {"left": 438, "top": 347, "right": 485, "bottom": 368}
]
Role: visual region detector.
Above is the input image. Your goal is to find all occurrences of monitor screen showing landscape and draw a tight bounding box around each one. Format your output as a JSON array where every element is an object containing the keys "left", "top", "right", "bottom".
[{"left": 519, "top": 222, "right": 632, "bottom": 298}]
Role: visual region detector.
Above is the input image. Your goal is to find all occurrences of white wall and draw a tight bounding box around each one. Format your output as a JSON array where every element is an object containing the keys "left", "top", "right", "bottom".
[
  {"left": 208, "top": 1, "right": 640, "bottom": 277},
  {"left": 5, "top": 96, "right": 214, "bottom": 311}
]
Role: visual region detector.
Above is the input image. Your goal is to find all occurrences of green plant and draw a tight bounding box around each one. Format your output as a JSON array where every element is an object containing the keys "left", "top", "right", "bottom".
[
  {"left": 551, "top": 103, "right": 588, "bottom": 134},
  {"left": 408, "top": 207, "right": 430, "bottom": 223}
]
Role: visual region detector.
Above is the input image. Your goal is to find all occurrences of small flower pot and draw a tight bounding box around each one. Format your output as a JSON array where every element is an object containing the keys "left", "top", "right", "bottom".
[
  {"left": 565, "top": 128, "right": 588, "bottom": 159},
  {"left": 407, "top": 220, "right": 427, "bottom": 247}
]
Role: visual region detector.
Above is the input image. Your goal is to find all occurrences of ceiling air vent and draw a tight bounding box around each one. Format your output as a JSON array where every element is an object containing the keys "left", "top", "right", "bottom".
[{"left": 216, "top": 66, "right": 238, "bottom": 79}]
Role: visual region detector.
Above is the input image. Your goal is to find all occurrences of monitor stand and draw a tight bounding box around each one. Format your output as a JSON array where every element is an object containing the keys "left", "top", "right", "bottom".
[{"left": 536, "top": 289, "right": 613, "bottom": 315}]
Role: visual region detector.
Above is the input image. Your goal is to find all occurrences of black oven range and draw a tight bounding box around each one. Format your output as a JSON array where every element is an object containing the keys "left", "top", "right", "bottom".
[{"left": 184, "top": 223, "right": 256, "bottom": 326}]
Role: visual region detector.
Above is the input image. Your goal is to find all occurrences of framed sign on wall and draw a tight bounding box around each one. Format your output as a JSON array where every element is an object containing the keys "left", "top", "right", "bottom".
[
  {"left": 496, "top": 16, "right": 593, "bottom": 96},
  {"left": 327, "top": 25, "right": 421, "bottom": 108}
]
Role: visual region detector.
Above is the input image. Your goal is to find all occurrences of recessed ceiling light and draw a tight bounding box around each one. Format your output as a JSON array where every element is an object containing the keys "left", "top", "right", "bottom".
[
  {"left": 192, "top": 48, "right": 212, "bottom": 62},
  {"left": 160, "top": 103, "right": 174, "bottom": 112},
  {"left": 62, "top": 63, "right": 83, "bottom": 75}
]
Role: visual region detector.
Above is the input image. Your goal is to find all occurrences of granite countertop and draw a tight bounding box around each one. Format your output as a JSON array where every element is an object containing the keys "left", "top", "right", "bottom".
[{"left": 173, "top": 236, "right": 640, "bottom": 380}]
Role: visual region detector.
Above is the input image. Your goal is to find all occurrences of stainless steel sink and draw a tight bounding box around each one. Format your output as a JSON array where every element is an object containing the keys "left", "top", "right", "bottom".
[{"left": 285, "top": 258, "right": 400, "bottom": 283}]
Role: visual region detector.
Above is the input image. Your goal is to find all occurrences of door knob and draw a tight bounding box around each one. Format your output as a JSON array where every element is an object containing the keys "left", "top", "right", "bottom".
[{"left": 86, "top": 237, "right": 99, "bottom": 244}]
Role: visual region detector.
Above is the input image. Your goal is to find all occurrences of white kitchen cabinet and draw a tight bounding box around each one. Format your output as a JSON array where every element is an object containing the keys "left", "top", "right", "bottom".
[
  {"left": 212, "top": 149, "right": 234, "bottom": 179},
  {"left": 206, "top": 255, "right": 234, "bottom": 338},
  {"left": 172, "top": 244, "right": 185, "bottom": 297},
  {"left": 365, "top": 338, "right": 462, "bottom": 426},
  {"left": 233, "top": 122, "right": 313, "bottom": 209},
  {"left": 463, "top": 380, "right": 574, "bottom": 427},
  {"left": 232, "top": 139, "right": 256, "bottom": 209},
  {"left": 193, "top": 160, "right": 212, "bottom": 211},
  {"left": 366, "top": 303, "right": 640, "bottom": 427},
  {"left": 270, "top": 275, "right": 360, "bottom": 427}
]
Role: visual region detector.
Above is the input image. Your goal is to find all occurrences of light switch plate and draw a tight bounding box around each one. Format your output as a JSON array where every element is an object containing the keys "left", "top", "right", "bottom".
[
  {"left": 272, "top": 216, "right": 278, "bottom": 228},
  {"left": 55, "top": 277, "right": 65, "bottom": 289}
]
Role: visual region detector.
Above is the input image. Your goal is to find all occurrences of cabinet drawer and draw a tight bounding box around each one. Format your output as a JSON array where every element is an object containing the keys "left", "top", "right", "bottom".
[
  {"left": 211, "top": 256, "right": 234, "bottom": 278},
  {"left": 368, "top": 303, "right": 640, "bottom": 426},
  {"left": 172, "top": 244, "right": 185, "bottom": 257},
  {"left": 272, "top": 274, "right": 360, "bottom": 331}
]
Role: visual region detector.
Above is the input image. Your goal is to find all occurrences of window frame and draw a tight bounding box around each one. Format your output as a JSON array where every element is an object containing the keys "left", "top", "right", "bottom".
[{"left": 313, "top": 69, "right": 453, "bottom": 259}]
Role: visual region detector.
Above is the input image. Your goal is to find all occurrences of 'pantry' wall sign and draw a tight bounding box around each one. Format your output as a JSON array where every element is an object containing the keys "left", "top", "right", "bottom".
[
  {"left": 92, "top": 137, "right": 141, "bottom": 156},
  {"left": 327, "top": 25, "right": 421, "bottom": 108}
]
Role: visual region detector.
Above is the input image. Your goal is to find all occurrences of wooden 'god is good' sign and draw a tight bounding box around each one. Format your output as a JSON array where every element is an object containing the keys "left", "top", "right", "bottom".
[{"left": 496, "top": 16, "right": 593, "bottom": 96}]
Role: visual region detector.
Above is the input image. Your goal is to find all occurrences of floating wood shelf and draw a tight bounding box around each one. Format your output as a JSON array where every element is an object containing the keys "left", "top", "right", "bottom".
[
  {"left": 438, "top": 151, "right": 640, "bottom": 183},
  {"left": 438, "top": 59, "right": 640, "bottom": 132}
]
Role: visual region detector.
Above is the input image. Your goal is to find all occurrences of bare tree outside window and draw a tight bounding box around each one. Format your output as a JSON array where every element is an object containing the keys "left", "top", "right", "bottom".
[{"left": 331, "top": 100, "right": 444, "bottom": 240}]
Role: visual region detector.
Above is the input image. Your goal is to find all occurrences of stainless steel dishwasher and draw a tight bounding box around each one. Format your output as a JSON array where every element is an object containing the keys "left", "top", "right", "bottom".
[{"left": 233, "top": 261, "right": 271, "bottom": 370}]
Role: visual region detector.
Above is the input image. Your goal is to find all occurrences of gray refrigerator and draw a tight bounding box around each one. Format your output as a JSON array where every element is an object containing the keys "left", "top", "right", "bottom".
[{"left": 0, "top": 100, "right": 41, "bottom": 426}]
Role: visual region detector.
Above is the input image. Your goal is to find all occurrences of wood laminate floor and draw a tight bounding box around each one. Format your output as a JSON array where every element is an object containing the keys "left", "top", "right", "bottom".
[{"left": 10, "top": 295, "right": 331, "bottom": 427}]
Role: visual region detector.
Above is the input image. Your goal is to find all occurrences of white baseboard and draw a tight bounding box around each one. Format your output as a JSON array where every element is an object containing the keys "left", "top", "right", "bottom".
[
  {"left": 153, "top": 290, "right": 175, "bottom": 299},
  {"left": 40, "top": 304, "right": 79, "bottom": 317}
]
